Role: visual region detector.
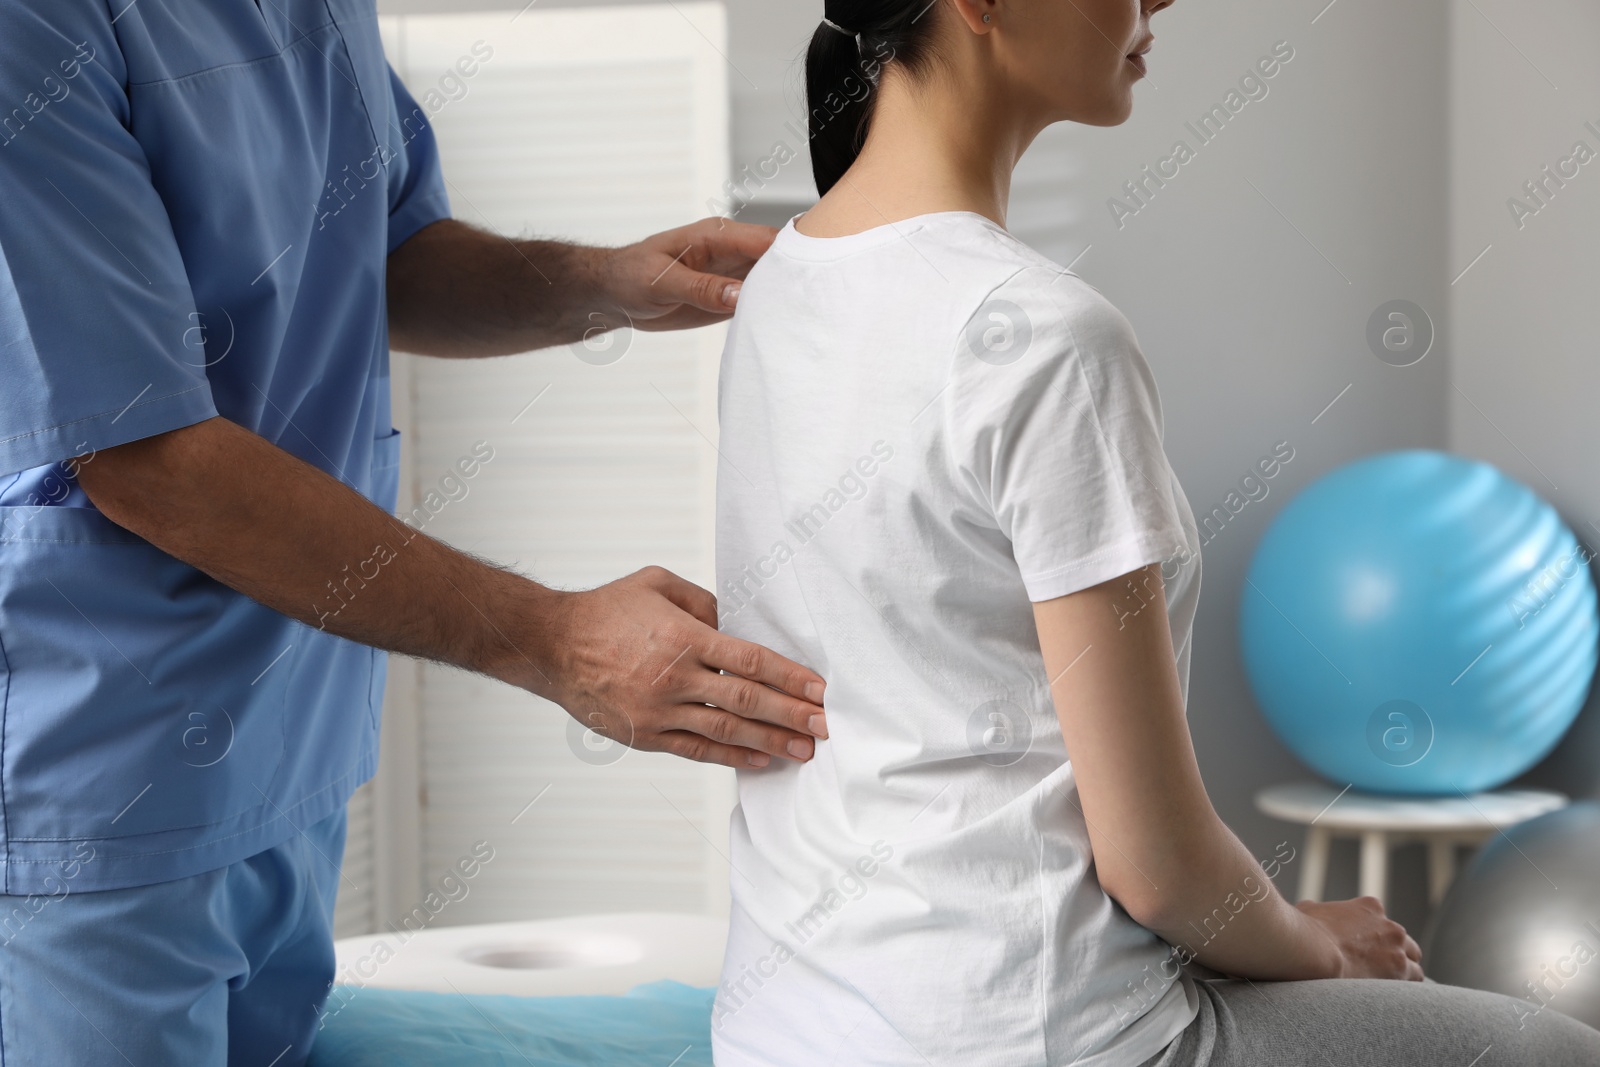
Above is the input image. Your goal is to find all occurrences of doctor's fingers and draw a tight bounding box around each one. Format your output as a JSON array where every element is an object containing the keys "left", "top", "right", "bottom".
[
  {"left": 650, "top": 703, "right": 819, "bottom": 768},
  {"left": 654, "top": 216, "right": 778, "bottom": 277},
  {"left": 640, "top": 566, "right": 718, "bottom": 629},
  {"left": 648, "top": 728, "right": 773, "bottom": 770},
  {"left": 655, "top": 660, "right": 824, "bottom": 757},
  {"left": 698, "top": 634, "right": 827, "bottom": 727},
  {"left": 651, "top": 261, "right": 746, "bottom": 316},
  {"left": 653, "top": 220, "right": 774, "bottom": 309}
]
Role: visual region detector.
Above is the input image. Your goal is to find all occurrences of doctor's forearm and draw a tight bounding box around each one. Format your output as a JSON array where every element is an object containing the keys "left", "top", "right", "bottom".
[
  {"left": 386, "top": 219, "right": 615, "bottom": 357},
  {"left": 75, "top": 416, "right": 827, "bottom": 768},
  {"left": 386, "top": 216, "right": 769, "bottom": 358},
  {"left": 76, "top": 416, "right": 562, "bottom": 691}
]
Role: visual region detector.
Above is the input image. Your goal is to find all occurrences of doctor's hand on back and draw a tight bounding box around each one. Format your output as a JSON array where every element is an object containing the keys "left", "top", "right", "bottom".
[{"left": 77, "top": 216, "right": 827, "bottom": 770}]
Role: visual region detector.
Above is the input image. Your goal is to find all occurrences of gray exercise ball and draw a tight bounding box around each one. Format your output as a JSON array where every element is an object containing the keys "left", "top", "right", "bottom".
[{"left": 1425, "top": 801, "right": 1600, "bottom": 1030}]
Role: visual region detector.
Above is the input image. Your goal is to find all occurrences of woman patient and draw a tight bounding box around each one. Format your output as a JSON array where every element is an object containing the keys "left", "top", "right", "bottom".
[{"left": 708, "top": 2, "right": 1600, "bottom": 1065}]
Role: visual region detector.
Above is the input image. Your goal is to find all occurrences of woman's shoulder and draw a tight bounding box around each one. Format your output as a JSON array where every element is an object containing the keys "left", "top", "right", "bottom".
[
  {"left": 927, "top": 217, "right": 1137, "bottom": 351},
  {"left": 1006, "top": 246, "right": 1130, "bottom": 322},
  {"left": 935, "top": 222, "right": 1162, "bottom": 441},
  {"left": 942, "top": 229, "right": 1141, "bottom": 375}
]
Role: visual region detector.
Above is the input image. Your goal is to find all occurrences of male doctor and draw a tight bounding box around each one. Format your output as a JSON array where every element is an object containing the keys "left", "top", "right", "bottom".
[{"left": 0, "top": 1, "right": 825, "bottom": 1062}]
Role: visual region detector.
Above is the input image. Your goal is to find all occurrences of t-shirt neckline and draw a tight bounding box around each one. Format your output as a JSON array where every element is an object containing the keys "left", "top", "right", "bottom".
[{"left": 775, "top": 210, "right": 1009, "bottom": 261}]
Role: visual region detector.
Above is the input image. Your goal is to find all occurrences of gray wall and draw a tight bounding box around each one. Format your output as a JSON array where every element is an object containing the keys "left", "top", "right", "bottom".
[
  {"left": 1448, "top": 0, "right": 1600, "bottom": 805},
  {"left": 380, "top": 0, "right": 1598, "bottom": 936}
]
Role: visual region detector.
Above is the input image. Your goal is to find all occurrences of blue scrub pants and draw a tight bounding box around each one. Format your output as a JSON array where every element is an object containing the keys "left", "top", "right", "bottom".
[{"left": 0, "top": 809, "right": 346, "bottom": 1066}]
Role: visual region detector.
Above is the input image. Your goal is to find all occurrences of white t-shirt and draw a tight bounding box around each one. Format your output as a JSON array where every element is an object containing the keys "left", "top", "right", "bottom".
[{"left": 712, "top": 212, "right": 1203, "bottom": 1067}]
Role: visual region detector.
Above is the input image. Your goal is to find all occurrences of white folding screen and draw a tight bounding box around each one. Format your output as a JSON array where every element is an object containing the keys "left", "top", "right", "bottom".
[{"left": 337, "top": 3, "right": 735, "bottom": 936}]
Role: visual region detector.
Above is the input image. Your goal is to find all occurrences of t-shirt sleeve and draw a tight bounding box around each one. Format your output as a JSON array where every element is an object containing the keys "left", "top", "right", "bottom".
[
  {"left": 950, "top": 267, "right": 1191, "bottom": 603},
  {"left": 0, "top": 2, "right": 216, "bottom": 478},
  {"left": 383, "top": 67, "right": 453, "bottom": 254}
]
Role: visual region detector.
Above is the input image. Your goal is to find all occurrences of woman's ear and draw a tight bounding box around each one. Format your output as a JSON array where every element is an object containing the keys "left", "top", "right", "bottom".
[{"left": 948, "top": 0, "right": 1000, "bottom": 35}]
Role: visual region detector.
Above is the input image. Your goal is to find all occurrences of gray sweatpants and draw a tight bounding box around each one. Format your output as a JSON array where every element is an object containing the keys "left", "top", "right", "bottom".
[{"left": 1136, "top": 969, "right": 1600, "bottom": 1067}]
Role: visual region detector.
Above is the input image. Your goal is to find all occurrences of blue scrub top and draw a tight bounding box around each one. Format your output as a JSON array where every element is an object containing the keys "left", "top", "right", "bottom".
[{"left": 0, "top": 0, "right": 451, "bottom": 894}]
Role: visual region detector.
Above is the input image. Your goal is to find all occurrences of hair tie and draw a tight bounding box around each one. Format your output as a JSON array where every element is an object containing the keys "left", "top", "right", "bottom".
[{"left": 821, "top": 16, "right": 866, "bottom": 56}]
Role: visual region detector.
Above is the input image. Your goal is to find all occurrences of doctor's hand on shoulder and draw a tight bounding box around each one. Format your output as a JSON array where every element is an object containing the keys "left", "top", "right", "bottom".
[
  {"left": 386, "top": 216, "right": 777, "bottom": 356},
  {"left": 79, "top": 215, "right": 826, "bottom": 771},
  {"left": 605, "top": 217, "right": 777, "bottom": 332}
]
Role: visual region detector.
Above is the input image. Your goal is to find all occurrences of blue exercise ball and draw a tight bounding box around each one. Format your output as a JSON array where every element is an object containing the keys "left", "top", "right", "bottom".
[{"left": 1239, "top": 450, "right": 1598, "bottom": 795}]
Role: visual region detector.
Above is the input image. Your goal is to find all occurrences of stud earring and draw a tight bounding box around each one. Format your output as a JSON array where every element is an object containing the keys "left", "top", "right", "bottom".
[{"left": 982, "top": 13, "right": 992, "bottom": 22}]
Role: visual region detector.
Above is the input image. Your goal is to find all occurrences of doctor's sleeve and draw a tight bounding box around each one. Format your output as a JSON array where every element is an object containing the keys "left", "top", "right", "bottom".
[
  {"left": 949, "top": 271, "right": 1192, "bottom": 604},
  {"left": 382, "top": 67, "right": 453, "bottom": 255},
  {"left": 0, "top": 5, "right": 215, "bottom": 479}
]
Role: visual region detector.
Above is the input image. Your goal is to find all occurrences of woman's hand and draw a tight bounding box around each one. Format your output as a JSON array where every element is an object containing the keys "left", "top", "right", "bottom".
[{"left": 1296, "top": 897, "right": 1425, "bottom": 981}]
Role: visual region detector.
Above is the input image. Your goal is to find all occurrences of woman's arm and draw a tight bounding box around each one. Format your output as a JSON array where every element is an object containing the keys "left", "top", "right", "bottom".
[{"left": 1032, "top": 564, "right": 1424, "bottom": 982}]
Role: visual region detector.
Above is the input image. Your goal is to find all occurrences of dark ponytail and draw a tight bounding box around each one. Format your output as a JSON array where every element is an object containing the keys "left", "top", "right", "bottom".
[{"left": 805, "top": 3, "right": 942, "bottom": 196}]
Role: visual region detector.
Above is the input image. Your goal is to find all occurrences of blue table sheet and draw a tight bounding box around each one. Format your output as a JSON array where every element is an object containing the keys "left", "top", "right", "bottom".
[{"left": 308, "top": 981, "right": 716, "bottom": 1066}]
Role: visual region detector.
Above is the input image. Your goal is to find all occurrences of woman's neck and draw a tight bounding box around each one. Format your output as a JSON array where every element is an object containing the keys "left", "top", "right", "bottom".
[{"left": 795, "top": 62, "right": 1043, "bottom": 239}]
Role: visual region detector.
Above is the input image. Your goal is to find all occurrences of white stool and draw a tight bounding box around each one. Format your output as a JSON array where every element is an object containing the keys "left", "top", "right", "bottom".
[{"left": 1254, "top": 781, "right": 1568, "bottom": 907}]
